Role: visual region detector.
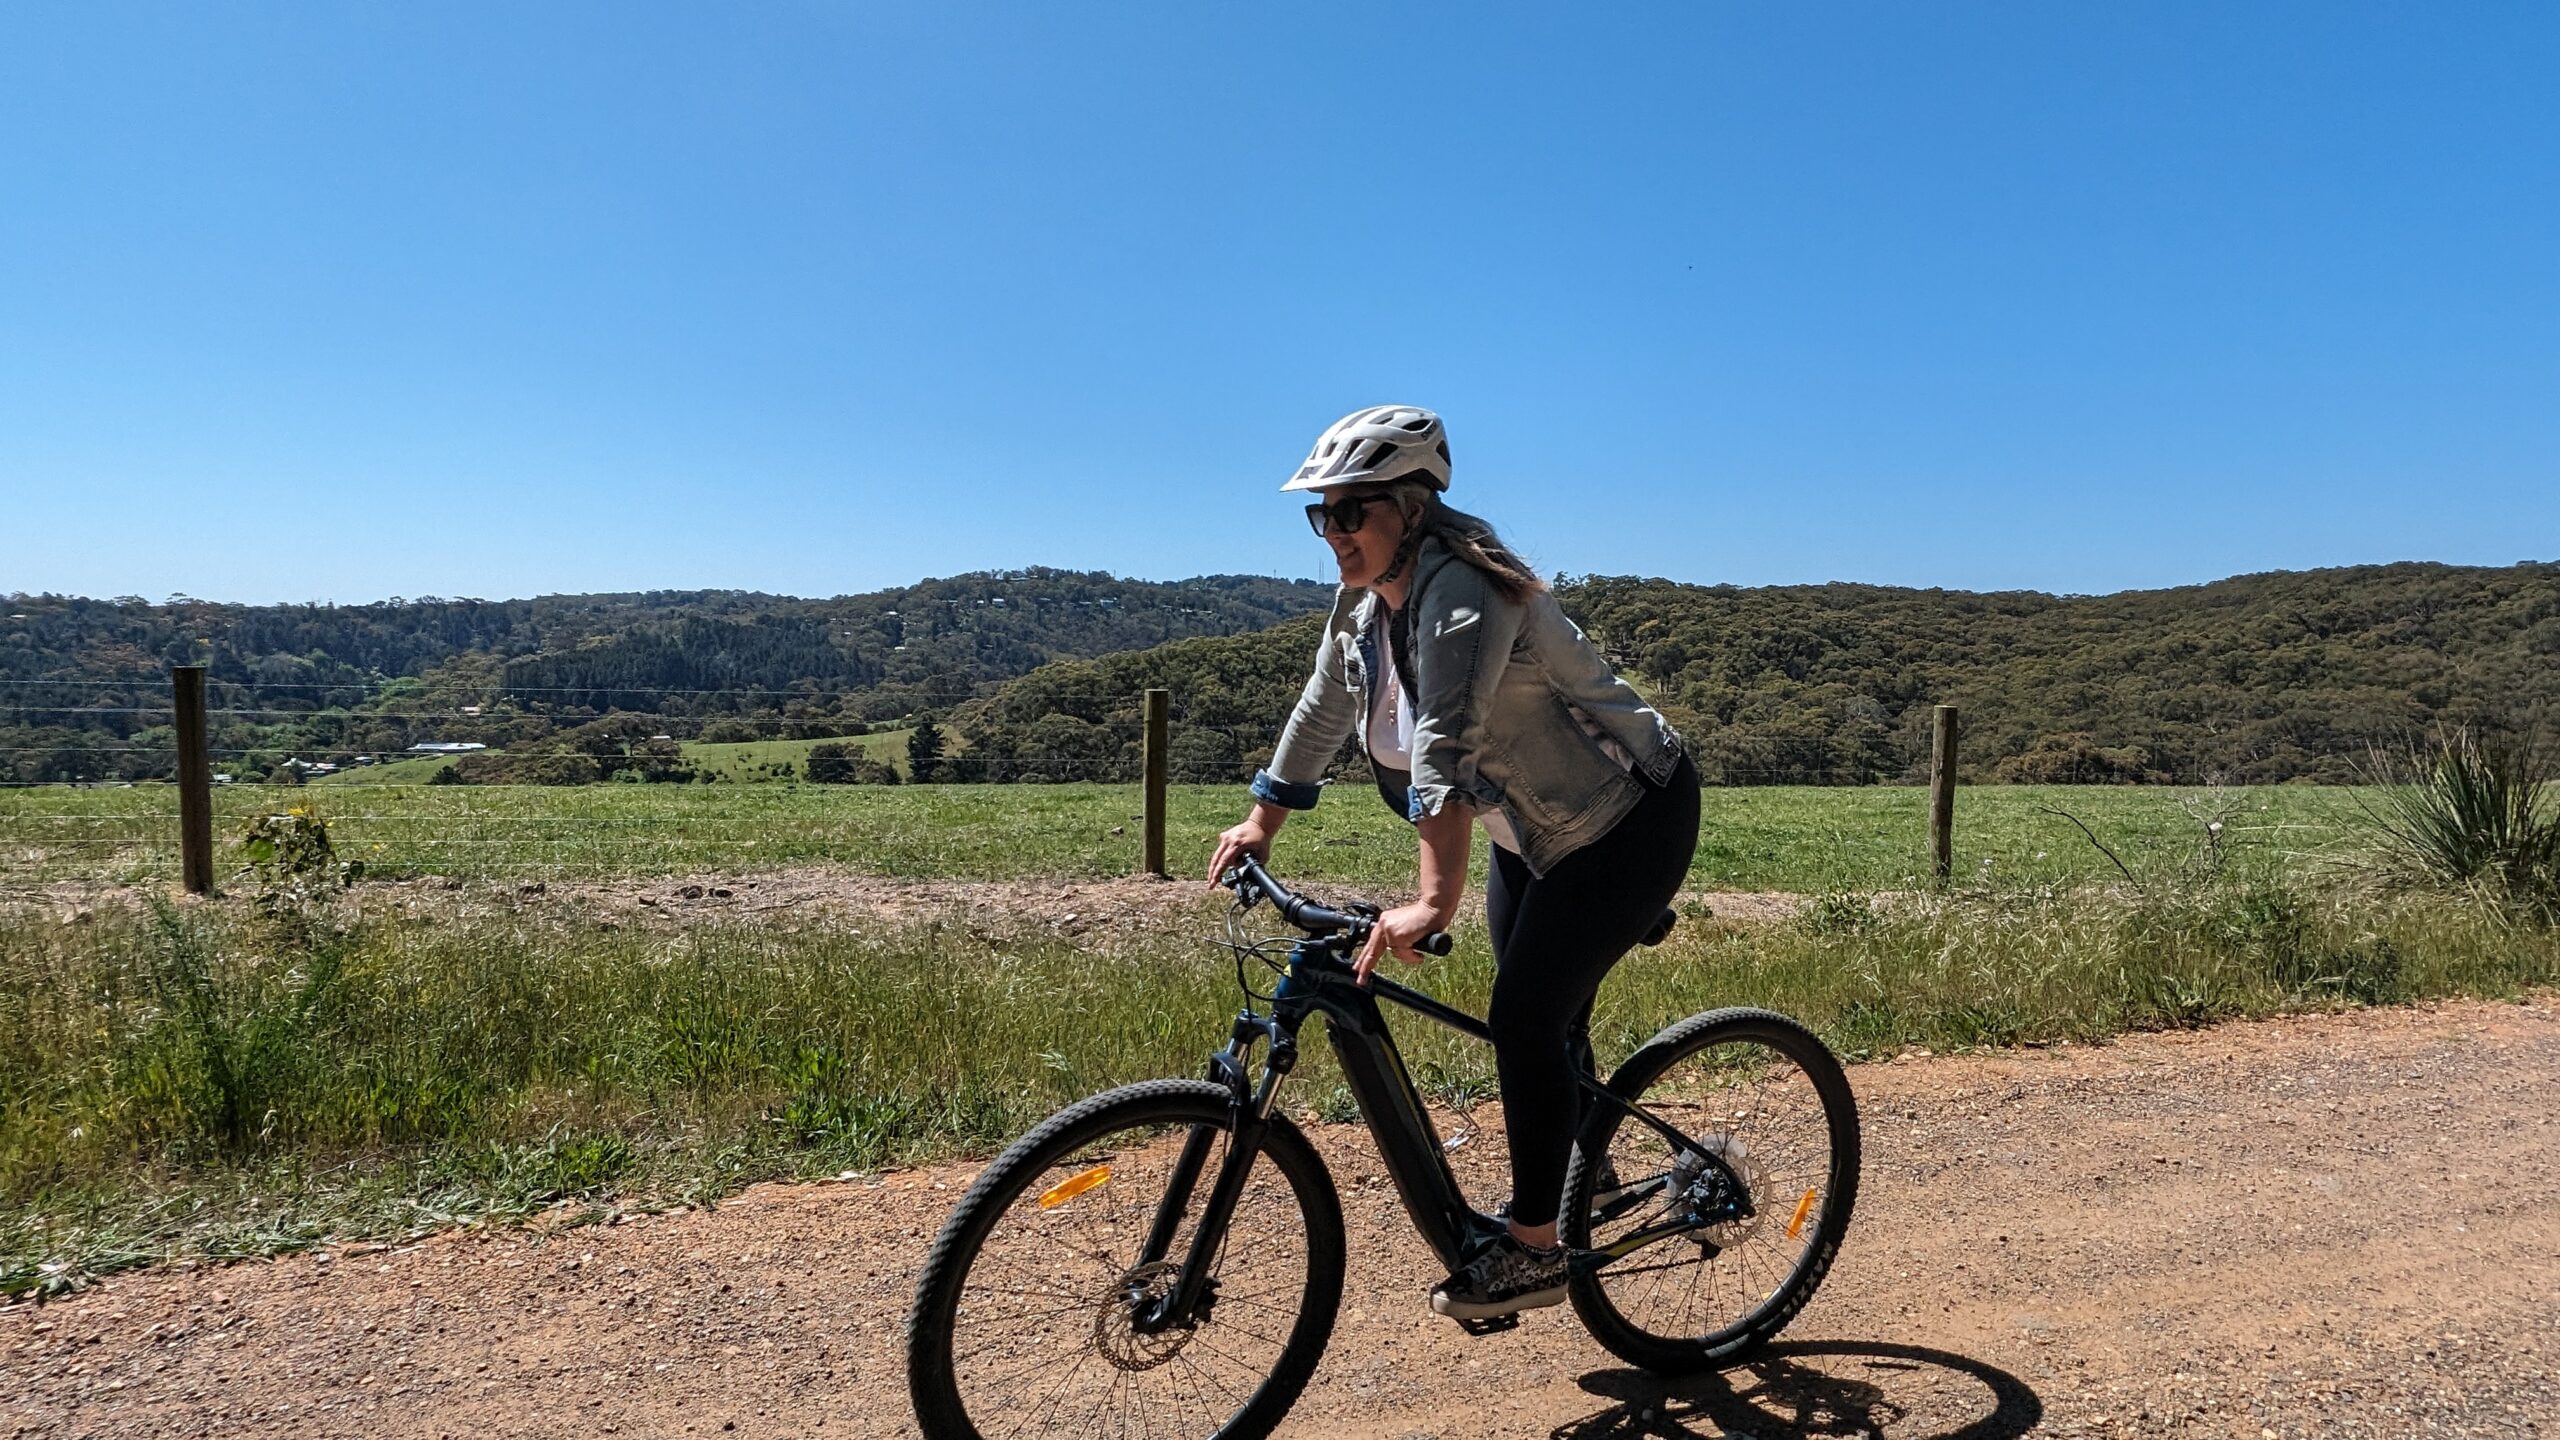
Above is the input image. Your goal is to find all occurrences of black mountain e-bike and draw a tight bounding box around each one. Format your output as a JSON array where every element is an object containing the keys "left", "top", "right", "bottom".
[{"left": 906, "top": 856, "right": 1860, "bottom": 1440}]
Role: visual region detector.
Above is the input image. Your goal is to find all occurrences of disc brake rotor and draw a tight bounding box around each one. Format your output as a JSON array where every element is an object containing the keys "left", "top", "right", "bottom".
[{"left": 1091, "top": 1260, "right": 1196, "bottom": 1371}]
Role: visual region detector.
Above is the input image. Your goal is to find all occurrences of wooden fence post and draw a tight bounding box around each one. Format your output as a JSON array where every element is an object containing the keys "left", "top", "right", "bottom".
[
  {"left": 1929, "top": 704, "right": 1959, "bottom": 883},
  {"left": 1141, "top": 688, "right": 1169, "bottom": 877},
  {"left": 173, "top": 665, "right": 215, "bottom": 895}
]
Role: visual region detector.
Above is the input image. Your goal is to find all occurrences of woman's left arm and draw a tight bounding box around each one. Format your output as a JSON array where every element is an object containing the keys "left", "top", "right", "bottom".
[{"left": 1354, "top": 801, "right": 1471, "bottom": 984}]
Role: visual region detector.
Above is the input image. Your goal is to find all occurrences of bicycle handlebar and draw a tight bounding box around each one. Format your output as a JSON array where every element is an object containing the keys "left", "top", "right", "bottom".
[{"left": 1222, "top": 854, "right": 1454, "bottom": 957}]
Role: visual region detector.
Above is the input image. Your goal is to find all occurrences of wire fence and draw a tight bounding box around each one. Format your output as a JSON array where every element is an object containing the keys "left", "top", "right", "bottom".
[{"left": 0, "top": 670, "right": 2443, "bottom": 891}]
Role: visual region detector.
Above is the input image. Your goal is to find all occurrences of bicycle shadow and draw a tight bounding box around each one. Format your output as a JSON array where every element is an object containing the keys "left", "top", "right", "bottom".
[{"left": 1552, "top": 1341, "right": 2044, "bottom": 1439}]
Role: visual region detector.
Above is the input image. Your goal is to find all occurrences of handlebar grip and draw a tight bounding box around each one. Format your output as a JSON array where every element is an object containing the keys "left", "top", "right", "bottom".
[{"left": 1418, "top": 931, "right": 1453, "bottom": 957}]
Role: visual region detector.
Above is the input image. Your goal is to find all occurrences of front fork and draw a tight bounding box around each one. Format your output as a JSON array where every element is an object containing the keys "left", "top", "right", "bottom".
[{"left": 1132, "top": 1010, "right": 1293, "bottom": 1332}]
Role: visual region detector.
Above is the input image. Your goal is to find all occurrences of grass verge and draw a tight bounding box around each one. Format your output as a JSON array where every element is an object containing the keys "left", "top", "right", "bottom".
[{"left": 4, "top": 873, "right": 2552, "bottom": 1297}]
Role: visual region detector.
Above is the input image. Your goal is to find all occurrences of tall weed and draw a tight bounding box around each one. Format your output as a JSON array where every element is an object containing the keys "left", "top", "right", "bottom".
[
  {"left": 3, "top": 873, "right": 2553, "bottom": 1285},
  {"left": 2355, "top": 731, "right": 2560, "bottom": 919}
]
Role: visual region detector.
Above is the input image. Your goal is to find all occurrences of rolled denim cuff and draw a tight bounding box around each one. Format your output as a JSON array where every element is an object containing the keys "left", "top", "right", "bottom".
[
  {"left": 1408, "top": 782, "right": 1456, "bottom": 820},
  {"left": 1250, "top": 769, "right": 1324, "bottom": 811}
]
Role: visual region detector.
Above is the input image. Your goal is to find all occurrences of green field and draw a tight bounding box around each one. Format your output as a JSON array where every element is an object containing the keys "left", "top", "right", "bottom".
[
  {"left": 0, "top": 780, "right": 2364, "bottom": 893},
  {"left": 680, "top": 728, "right": 915, "bottom": 782},
  {"left": 304, "top": 729, "right": 920, "bottom": 789}
]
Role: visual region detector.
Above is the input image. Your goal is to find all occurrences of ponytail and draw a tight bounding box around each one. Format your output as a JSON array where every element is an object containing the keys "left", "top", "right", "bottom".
[{"left": 1374, "top": 481, "right": 1545, "bottom": 602}]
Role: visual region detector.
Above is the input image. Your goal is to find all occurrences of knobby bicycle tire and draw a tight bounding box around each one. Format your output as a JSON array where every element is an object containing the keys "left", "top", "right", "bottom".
[
  {"left": 907, "top": 1079, "right": 1346, "bottom": 1440},
  {"left": 1562, "top": 1006, "right": 1861, "bottom": 1373}
]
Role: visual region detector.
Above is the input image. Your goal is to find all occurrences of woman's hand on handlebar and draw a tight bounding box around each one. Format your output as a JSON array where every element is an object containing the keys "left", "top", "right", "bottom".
[
  {"left": 1207, "top": 802, "right": 1290, "bottom": 889},
  {"left": 1354, "top": 901, "right": 1449, "bottom": 986}
]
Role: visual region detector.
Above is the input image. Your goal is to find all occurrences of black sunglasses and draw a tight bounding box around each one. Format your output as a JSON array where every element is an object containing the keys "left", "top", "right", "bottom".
[{"left": 1305, "top": 492, "right": 1393, "bottom": 538}]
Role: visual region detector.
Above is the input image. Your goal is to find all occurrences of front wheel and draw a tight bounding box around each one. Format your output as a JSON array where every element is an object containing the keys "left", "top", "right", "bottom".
[
  {"left": 907, "top": 1079, "right": 1346, "bottom": 1440},
  {"left": 1563, "top": 1007, "right": 1861, "bottom": 1373}
]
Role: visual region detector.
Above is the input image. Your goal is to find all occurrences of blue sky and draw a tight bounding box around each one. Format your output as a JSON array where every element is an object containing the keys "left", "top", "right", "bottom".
[{"left": 3, "top": 2, "right": 2554, "bottom": 605}]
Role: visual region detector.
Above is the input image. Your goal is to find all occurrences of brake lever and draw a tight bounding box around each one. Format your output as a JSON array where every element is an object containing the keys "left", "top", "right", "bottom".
[{"left": 1218, "top": 866, "right": 1261, "bottom": 908}]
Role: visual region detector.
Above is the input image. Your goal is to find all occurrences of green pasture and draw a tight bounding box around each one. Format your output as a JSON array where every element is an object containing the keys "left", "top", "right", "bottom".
[
  {"left": 680, "top": 728, "right": 915, "bottom": 782},
  {"left": 305, "top": 729, "right": 918, "bottom": 789},
  {"left": 0, "top": 781, "right": 2366, "bottom": 894},
  {"left": 310, "top": 752, "right": 489, "bottom": 785}
]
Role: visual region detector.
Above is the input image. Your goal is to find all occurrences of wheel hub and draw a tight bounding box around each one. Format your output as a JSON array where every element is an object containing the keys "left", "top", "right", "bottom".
[
  {"left": 1092, "top": 1261, "right": 1197, "bottom": 1371},
  {"left": 1681, "top": 1133, "right": 1766, "bottom": 1247}
]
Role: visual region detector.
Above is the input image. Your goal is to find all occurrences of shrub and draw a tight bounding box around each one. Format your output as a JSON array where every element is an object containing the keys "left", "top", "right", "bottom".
[
  {"left": 805, "top": 742, "right": 857, "bottom": 784},
  {"left": 237, "top": 805, "right": 360, "bottom": 896},
  {"left": 806, "top": 745, "right": 898, "bottom": 784},
  {"left": 2356, "top": 731, "right": 2560, "bottom": 920},
  {"left": 1994, "top": 734, "right": 2166, "bottom": 785},
  {"left": 454, "top": 751, "right": 603, "bottom": 785}
]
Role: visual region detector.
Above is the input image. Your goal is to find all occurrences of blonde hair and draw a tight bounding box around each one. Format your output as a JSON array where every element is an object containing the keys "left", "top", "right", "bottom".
[{"left": 1379, "top": 479, "right": 1545, "bottom": 602}]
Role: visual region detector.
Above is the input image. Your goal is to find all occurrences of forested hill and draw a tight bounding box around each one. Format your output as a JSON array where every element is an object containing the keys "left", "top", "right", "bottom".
[
  {"left": 1, "top": 572, "right": 1329, "bottom": 782},
  {"left": 953, "top": 560, "right": 2560, "bottom": 786},
  {"left": 13, "top": 561, "right": 2555, "bottom": 786}
]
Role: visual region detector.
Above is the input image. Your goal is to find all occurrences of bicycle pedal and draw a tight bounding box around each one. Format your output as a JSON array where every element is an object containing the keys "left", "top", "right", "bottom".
[{"left": 1451, "top": 1313, "right": 1521, "bottom": 1336}]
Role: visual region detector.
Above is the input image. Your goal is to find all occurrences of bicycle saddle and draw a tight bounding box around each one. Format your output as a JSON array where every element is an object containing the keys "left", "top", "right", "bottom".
[{"left": 1640, "top": 907, "right": 1678, "bottom": 947}]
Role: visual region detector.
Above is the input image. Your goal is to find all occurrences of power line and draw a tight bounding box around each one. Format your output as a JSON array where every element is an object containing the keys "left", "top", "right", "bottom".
[{"left": 0, "top": 677, "right": 1006, "bottom": 699}]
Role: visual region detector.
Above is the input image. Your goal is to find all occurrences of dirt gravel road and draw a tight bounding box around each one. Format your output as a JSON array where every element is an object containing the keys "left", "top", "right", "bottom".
[{"left": 7, "top": 997, "right": 2555, "bottom": 1440}]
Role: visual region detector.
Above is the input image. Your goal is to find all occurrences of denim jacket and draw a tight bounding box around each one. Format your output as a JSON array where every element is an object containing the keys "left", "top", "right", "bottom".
[{"left": 1251, "top": 536, "right": 1685, "bottom": 876}]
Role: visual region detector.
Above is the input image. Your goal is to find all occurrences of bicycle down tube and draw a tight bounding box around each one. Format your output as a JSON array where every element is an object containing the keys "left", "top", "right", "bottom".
[{"left": 1140, "top": 855, "right": 1746, "bottom": 1324}]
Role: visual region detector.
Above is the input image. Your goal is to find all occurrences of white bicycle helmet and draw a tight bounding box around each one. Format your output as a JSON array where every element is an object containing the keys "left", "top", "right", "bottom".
[{"left": 1280, "top": 405, "right": 1452, "bottom": 493}]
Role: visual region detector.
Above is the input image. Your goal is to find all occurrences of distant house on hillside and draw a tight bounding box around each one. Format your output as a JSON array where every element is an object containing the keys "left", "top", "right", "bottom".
[{"left": 407, "top": 741, "right": 487, "bottom": 753}]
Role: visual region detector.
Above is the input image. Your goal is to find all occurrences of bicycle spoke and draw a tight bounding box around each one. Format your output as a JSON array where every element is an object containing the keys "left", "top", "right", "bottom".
[
  {"left": 930, "top": 1096, "right": 1322, "bottom": 1440},
  {"left": 1577, "top": 1023, "right": 1852, "bottom": 1358}
]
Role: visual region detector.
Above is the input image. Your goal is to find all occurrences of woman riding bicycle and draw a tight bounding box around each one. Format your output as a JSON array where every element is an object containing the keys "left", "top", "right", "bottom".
[{"left": 1208, "top": 404, "right": 1701, "bottom": 1322}]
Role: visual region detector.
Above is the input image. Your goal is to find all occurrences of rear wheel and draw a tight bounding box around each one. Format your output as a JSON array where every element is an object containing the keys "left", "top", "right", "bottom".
[
  {"left": 907, "top": 1080, "right": 1345, "bottom": 1440},
  {"left": 1562, "top": 1008, "right": 1860, "bottom": 1373}
]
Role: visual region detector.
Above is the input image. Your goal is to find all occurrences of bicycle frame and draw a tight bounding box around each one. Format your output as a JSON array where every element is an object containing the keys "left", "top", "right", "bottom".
[{"left": 1134, "top": 932, "right": 1739, "bottom": 1332}]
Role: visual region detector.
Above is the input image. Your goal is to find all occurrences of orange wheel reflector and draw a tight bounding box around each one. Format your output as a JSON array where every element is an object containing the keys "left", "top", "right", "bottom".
[
  {"left": 1786, "top": 1187, "right": 1820, "bottom": 1240},
  {"left": 1039, "top": 1165, "right": 1111, "bottom": 1210}
]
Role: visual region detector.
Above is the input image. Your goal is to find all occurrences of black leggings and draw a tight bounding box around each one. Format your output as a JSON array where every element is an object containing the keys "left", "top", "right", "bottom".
[{"left": 1483, "top": 753, "right": 1699, "bottom": 1228}]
